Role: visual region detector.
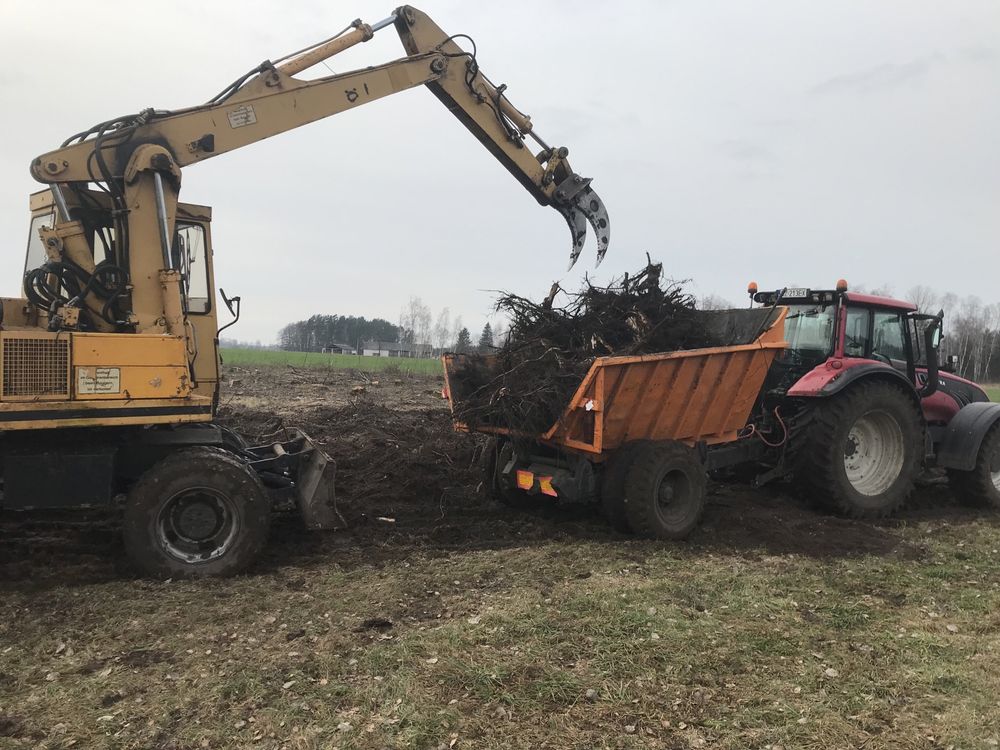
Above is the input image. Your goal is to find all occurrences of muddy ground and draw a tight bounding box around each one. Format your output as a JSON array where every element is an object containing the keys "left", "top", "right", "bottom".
[{"left": 0, "top": 365, "right": 997, "bottom": 749}]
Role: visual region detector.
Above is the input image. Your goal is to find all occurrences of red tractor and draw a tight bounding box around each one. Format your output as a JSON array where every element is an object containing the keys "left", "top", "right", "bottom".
[{"left": 748, "top": 281, "right": 999, "bottom": 516}]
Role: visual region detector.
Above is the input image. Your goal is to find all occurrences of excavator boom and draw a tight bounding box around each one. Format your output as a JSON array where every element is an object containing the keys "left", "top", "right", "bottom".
[{"left": 31, "top": 5, "right": 610, "bottom": 268}]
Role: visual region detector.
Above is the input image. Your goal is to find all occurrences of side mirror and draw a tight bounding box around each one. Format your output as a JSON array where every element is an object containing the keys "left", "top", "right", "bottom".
[{"left": 217, "top": 288, "right": 242, "bottom": 336}]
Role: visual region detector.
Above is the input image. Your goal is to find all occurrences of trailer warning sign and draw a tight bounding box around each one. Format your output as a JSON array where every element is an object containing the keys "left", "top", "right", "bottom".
[{"left": 77, "top": 367, "right": 121, "bottom": 395}]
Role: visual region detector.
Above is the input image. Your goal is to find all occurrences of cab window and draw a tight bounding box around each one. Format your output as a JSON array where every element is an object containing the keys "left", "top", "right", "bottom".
[
  {"left": 173, "top": 223, "right": 210, "bottom": 314},
  {"left": 24, "top": 211, "right": 56, "bottom": 274},
  {"left": 873, "top": 311, "right": 907, "bottom": 362},
  {"left": 844, "top": 308, "right": 871, "bottom": 358}
]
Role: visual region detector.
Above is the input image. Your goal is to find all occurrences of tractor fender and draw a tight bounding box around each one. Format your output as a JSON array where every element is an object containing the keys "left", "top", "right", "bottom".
[
  {"left": 787, "top": 361, "right": 916, "bottom": 402},
  {"left": 935, "top": 401, "right": 1000, "bottom": 471}
]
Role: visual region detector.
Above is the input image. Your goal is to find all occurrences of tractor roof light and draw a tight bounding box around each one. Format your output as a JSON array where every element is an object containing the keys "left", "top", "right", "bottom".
[
  {"left": 836, "top": 279, "right": 849, "bottom": 292},
  {"left": 747, "top": 281, "right": 758, "bottom": 295}
]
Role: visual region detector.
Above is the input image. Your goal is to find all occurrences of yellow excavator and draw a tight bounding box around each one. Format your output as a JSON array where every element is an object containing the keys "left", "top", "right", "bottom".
[{"left": 4, "top": 6, "right": 610, "bottom": 577}]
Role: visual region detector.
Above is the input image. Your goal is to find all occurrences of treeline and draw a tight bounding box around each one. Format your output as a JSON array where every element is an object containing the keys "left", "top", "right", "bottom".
[
  {"left": 277, "top": 297, "right": 506, "bottom": 355},
  {"left": 277, "top": 315, "right": 399, "bottom": 352}
]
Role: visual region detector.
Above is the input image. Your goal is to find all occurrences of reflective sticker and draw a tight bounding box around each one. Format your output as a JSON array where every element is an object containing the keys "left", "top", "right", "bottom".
[
  {"left": 77, "top": 367, "right": 121, "bottom": 394},
  {"left": 516, "top": 470, "right": 534, "bottom": 490},
  {"left": 538, "top": 476, "right": 558, "bottom": 497}
]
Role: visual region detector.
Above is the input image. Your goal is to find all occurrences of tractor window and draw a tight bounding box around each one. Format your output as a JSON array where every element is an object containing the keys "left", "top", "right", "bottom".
[
  {"left": 872, "top": 311, "right": 907, "bottom": 363},
  {"left": 780, "top": 304, "right": 837, "bottom": 364},
  {"left": 844, "top": 308, "right": 871, "bottom": 358},
  {"left": 24, "top": 211, "right": 56, "bottom": 274},
  {"left": 173, "top": 223, "right": 210, "bottom": 314}
]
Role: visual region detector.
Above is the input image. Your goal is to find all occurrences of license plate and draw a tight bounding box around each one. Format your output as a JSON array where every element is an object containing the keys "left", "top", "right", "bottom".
[{"left": 784, "top": 287, "right": 809, "bottom": 298}]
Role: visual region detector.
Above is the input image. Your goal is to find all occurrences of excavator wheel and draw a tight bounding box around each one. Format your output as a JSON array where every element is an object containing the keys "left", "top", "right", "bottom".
[
  {"left": 599, "top": 441, "right": 650, "bottom": 532},
  {"left": 622, "top": 441, "right": 706, "bottom": 540},
  {"left": 948, "top": 423, "right": 1000, "bottom": 509},
  {"left": 795, "top": 380, "right": 922, "bottom": 518},
  {"left": 123, "top": 447, "right": 270, "bottom": 579}
]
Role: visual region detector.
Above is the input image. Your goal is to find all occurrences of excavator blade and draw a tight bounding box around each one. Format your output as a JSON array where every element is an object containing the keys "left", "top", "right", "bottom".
[
  {"left": 574, "top": 185, "right": 611, "bottom": 268},
  {"left": 559, "top": 202, "right": 589, "bottom": 271}
]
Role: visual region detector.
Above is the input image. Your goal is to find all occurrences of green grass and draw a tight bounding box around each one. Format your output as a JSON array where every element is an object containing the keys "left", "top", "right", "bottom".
[
  {"left": 220, "top": 347, "right": 444, "bottom": 375},
  {"left": 985, "top": 384, "right": 1000, "bottom": 402}
]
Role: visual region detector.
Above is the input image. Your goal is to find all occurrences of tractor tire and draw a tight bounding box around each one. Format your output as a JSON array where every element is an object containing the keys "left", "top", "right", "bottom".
[
  {"left": 123, "top": 447, "right": 271, "bottom": 579},
  {"left": 482, "top": 438, "right": 534, "bottom": 510},
  {"left": 796, "top": 380, "right": 922, "bottom": 518},
  {"left": 599, "top": 441, "right": 650, "bottom": 532},
  {"left": 947, "top": 423, "right": 1000, "bottom": 509},
  {"left": 622, "top": 441, "right": 707, "bottom": 540}
]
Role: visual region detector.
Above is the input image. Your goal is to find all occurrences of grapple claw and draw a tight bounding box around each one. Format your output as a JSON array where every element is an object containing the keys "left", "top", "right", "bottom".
[
  {"left": 552, "top": 173, "right": 610, "bottom": 270},
  {"left": 558, "top": 202, "right": 588, "bottom": 271},
  {"left": 574, "top": 185, "right": 611, "bottom": 268}
]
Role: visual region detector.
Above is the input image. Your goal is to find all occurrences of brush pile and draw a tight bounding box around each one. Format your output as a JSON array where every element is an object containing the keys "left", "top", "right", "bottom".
[{"left": 449, "top": 259, "right": 714, "bottom": 434}]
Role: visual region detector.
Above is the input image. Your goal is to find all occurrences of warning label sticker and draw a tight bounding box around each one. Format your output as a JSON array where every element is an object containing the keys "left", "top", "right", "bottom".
[
  {"left": 77, "top": 367, "right": 121, "bottom": 395},
  {"left": 227, "top": 104, "right": 257, "bottom": 128}
]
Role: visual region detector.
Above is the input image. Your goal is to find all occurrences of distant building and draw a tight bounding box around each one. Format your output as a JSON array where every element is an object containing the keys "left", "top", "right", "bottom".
[
  {"left": 321, "top": 343, "right": 356, "bottom": 355},
  {"left": 362, "top": 340, "right": 433, "bottom": 358}
]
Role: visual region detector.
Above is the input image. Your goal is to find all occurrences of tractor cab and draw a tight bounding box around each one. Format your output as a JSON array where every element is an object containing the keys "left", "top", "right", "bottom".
[{"left": 751, "top": 281, "right": 989, "bottom": 427}]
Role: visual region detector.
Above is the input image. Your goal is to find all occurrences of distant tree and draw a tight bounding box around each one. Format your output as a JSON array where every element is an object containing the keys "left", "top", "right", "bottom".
[
  {"left": 455, "top": 327, "right": 473, "bottom": 353},
  {"left": 698, "top": 294, "right": 733, "bottom": 310},
  {"left": 433, "top": 307, "right": 451, "bottom": 351},
  {"left": 277, "top": 314, "right": 398, "bottom": 351},
  {"left": 478, "top": 323, "right": 494, "bottom": 352},
  {"left": 450, "top": 315, "right": 464, "bottom": 352}
]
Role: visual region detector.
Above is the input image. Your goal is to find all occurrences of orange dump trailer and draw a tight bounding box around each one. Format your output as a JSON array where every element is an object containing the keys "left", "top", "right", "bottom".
[{"left": 443, "top": 307, "right": 788, "bottom": 539}]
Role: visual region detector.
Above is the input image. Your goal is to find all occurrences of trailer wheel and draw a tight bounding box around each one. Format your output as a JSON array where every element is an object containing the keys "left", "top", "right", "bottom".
[
  {"left": 600, "top": 441, "right": 649, "bottom": 532},
  {"left": 797, "top": 381, "right": 921, "bottom": 518},
  {"left": 948, "top": 423, "right": 1000, "bottom": 509},
  {"left": 482, "top": 438, "right": 534, "bottom": 509},
  {"left": 623, "top": 441, "right": 706, "bottom": 540},
  {"left": 123, "top": 447, "right": 270, "bottom": 579}
]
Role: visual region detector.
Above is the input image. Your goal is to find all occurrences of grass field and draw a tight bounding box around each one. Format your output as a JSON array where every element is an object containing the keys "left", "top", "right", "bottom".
[
  {"left": 985, "top": 384, "right": 999, "bottom": 402},
  {"left": 220, "top": 347, "right": 444, "bottom": 375}
]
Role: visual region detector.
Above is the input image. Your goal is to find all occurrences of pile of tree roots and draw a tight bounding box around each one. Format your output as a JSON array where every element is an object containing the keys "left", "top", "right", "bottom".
[{"left": 449, "top": 259, "right": 717, "bottom": 434}]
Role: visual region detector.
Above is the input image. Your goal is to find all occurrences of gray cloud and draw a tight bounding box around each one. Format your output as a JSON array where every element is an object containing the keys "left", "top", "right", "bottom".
[{"left": 809, "top": 54, "right": 944, "bottom": 95}]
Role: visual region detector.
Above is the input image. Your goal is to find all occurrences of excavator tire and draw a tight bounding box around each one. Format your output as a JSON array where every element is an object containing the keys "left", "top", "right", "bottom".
[
  {"left": 482, "top": 438, "right": 535, "bottom": 509},
  {"left": 123, "top": 447, "right": 270, "bottom": 579},
  {"left": 622, "top": 441, "right": 706, "bottom": 540},
  {"left": 795, "top": 380, "right": 921, "bottom": 518},
  {"left": 599, "top": 441, "right": 650, "bottom": 532},
  {"left": 947, "top": 423, "right": 1000, "bottom": 509}
]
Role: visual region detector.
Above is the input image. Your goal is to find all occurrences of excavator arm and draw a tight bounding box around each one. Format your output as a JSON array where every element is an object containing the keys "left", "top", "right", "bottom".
[{"left": 31, "top": 6, "right": 610, "bottom": 270}]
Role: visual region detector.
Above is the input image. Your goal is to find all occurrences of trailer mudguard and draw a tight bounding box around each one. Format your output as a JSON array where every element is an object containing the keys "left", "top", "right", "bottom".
[{"left": 935, "top": 401, "right": 1000, "bottom": 471}]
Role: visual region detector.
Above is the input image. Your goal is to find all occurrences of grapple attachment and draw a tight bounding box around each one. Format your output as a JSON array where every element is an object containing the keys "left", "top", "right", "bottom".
[{"left": 553, "top": 174, "right": 611, "bottom": 271}]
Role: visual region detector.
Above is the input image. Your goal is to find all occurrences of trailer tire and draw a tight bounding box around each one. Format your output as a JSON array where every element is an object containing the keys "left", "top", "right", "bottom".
[
  {"left": 482, "top": 438, "right": 534, "bottom": 509},
  {"left": 123, "top": 447, "right": 270, "bottom": 579},
  {"left": 947, "top": 423, "right": 1000, "bottom": 509},
  {"left": 600, "top": 441, "right": 649, "bottom": 532},
  {"left": 623, "top": 441, "right": 706, "bottom": 540},
  {"left": 797, "top": 380, "right": 921, "bottom": 518}
]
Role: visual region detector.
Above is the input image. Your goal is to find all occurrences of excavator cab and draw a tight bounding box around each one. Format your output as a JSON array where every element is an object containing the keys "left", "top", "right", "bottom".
[{"left": 2, "top": 190, "right": 337, "bottom": 578}]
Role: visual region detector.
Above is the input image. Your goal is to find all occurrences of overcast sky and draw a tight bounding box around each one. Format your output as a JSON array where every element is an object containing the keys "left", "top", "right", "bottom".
[{"left": 1, "top": 0, "right": 997, "bottom": 343}]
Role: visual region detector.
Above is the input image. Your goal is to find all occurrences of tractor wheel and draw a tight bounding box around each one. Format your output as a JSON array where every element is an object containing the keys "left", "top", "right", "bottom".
[
  {"left": 482, "top": 438, "right": 534, "bottom": 509},
  {"left": 123, "top": 447, "right": 270, "bottom": 579},
  {"left": 599, "top": 441, "right": 649, "bottom": 532},
  {"left": 622, "top": 441, "right": 706, "bottom": 540},
  {"left": 796, "top": 381, "right": 921, "bottom": 518},
  {"left": 947, "top": 423, "right": 1000, "bottom": 509}
]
